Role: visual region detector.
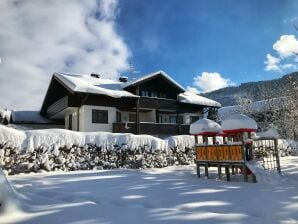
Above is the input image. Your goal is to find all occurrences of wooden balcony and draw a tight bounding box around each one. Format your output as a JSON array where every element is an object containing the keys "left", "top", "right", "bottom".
[
  {"left": 113, "top": 122, "right": 190, "bottom": 136},
  {"left": 139, "top": 97, "right": 178, "bottom": 110}
]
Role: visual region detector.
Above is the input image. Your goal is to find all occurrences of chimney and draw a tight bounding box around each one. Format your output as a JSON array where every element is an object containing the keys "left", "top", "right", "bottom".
[
  {"left": 90, "top": 73, "right": 101, "bottom": 78},
  {"left": 119, "top": 76, "right": 128, "bottom": 83}
]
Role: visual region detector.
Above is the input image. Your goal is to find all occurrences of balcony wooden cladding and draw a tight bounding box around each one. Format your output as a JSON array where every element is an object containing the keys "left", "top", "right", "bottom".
[
  {"left": 113, "top": 122, "right": 190, "bottom": 135},
  {"left": 196, "top": 145, "right": 244, "bottom": 162},
  {"left": 139, "top": 97, "right": 178, "bottom": 110}
]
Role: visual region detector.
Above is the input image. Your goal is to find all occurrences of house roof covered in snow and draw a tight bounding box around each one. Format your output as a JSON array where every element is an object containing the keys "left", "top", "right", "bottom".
[
  {"left": 123, "top": 70, "right": 185, "bottom": 92},
  {"left": 54, "top": 72, "right": 138, "bottom": 98},
  {"left": 11, "top": 110, "right": 53, "bottom": 124},
  {"left": 178, "top": 92, "right": 221, "bottom": 107},
  {"left": 41, "top": 71, "right": 221, "bottom": 117}
]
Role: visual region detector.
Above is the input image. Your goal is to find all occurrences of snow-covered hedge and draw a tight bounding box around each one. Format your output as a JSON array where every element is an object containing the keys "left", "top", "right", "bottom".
[
  {"left": 0, "top": 126, "right": 196, "bottom": 174},
  {"left": 278, "top": 139, "right": 298, "bottom": 156}
]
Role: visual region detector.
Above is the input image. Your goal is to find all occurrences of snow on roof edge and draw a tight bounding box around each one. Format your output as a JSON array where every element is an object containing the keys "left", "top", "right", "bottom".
[
  {"left": 178, "top": 91, "right": 221, "bottom": 107},
  {"left": 11, "top": 110, "right": 53, "bottom": 124},
  {"left": 123, "top": 70, "right": 185, "bottom": 91},
  {"left": 54, "top": 72, "right": 138, "bottom": 99}
]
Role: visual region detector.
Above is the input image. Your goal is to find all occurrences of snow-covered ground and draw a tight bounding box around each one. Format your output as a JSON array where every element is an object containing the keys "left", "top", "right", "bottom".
[{"left": 1, "top": 157, "right": 298, "bottom": 224}]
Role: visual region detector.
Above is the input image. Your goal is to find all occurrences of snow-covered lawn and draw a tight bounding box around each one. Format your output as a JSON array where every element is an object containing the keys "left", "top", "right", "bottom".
[{"left": 2, "top": 157, "right": 298, "bottom": 224}]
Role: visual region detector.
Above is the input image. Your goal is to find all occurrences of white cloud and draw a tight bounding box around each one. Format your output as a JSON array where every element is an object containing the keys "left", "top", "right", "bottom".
[
  {"left": 0, "top": 0, "right": 130, "bottom": 110},
  {"left": 281, "top": 64, "right": 297, "bottom": 70},
  {"left": 186, "top": 86, "right": 199, "bottom": 94},
  {"left": 273, "top": 35, "right": 298, "bottom": 58},
  {"left": 189, "top": 72, "right": 236, "bottom": 93},
  {"left": 264, "top": 54, "right": 281, "bottom": 71},
  {"left": 283, "top": 16, "right": 298, "bottom": 23}
]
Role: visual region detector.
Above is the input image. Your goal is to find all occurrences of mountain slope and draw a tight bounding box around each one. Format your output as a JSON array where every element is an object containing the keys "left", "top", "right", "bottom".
[{"left": 202, "top": 72, "right": 298, "bottom": 106}]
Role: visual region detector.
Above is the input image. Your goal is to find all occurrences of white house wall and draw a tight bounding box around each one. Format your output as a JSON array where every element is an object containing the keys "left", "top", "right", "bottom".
[
  {"left": 65, "top": 107, "right": 79, "bottom": 131},
  {"left": 79, "top": 105, "right": 116, "bottom": 132}
]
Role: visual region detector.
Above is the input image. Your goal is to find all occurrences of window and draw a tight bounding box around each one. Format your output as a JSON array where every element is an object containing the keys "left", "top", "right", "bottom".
[
  {"left": 116, "top": 111, "right": 121, "bottom": 123},
  {"left": 141, "top": 90, "right": 149, "bottom": 97},
  {"left": 158, "top": 115, "right": 163, "bottom": 123},
  {"left": 68, "top": 114, "right": 72, "bottom": 130},
  {"left": 190, "top": 116, "right": 200, "bottom": 123},
  {"left": 129, "top": 113, "right": 136, "bottom": 122},
  {"left": 92, "top": 109, "right": 108, "bottom": 123},
  {"left": 151, "top": 92, "right": 158, "bottom": 98},
  {"left": 159, "top": 93, "right": 166, "bottom": 98},
  {"left": 169, "top": 116, "right": 177, "bottom": 124}
]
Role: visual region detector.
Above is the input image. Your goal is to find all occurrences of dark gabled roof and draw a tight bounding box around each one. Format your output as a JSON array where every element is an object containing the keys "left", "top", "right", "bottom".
[{"left": 122, "top": 70, "right": 185, "bottom": 92}]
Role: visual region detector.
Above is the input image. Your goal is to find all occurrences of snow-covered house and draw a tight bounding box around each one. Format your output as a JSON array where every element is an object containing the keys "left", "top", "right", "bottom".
[{"left": 40, "top": 70, "right": 221, "bottom": 136}]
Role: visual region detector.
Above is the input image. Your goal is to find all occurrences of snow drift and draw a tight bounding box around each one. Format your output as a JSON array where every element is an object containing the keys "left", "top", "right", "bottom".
[{"left": 0, "top": 169, "right": 21, "bottom": 215}]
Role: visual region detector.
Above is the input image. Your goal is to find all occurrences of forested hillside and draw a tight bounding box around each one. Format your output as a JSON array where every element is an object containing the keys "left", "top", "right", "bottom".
[{"left": 203, "top": 72, "right": 298, "bottom": 106}]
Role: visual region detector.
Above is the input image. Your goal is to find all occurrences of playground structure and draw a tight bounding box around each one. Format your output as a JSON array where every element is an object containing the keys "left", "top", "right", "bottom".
[{"left": 191, "top": 115, "right": 281, "bottom": 182}]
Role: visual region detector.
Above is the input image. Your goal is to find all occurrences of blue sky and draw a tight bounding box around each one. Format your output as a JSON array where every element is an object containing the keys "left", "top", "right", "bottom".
[
  {"left": 0, "top": 0, "right": 297, "bottom": 109},
  {"left": 116, "top": 0, "right": 298, "bottom": 90}
]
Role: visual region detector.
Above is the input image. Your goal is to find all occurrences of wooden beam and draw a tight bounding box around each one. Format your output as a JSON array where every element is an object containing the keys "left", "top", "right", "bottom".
[
  {"left": 136, "top": 86, "right": 140, "bottom": 134},
  {"left": 274, "top": 139, "right": 281, "bottom": 174},
  {"left": 196, "top": 163, "right": 201, "bottom": 178}
]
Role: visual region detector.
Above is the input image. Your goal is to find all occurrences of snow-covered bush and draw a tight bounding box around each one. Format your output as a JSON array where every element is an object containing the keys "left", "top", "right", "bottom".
[
  {"left": 0, "top": 126, "right": 197, "bottom": 175},
  {"left": 278, "top": 139, "right": 298, "bottom": 156}
]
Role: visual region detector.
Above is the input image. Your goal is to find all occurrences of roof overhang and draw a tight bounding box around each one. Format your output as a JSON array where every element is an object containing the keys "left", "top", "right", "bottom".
[{"left": 123, "top": 70, "right": 185, "bottom": 92}]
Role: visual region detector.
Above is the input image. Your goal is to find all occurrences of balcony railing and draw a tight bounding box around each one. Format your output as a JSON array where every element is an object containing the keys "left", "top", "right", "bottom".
[{"left": 113, "top": 122, "right": 190, "bottom": 136}]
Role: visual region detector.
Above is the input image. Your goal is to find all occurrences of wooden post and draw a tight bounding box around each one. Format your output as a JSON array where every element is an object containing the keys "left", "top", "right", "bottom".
[
  {"left": 225, "top": 166, "right": 230, "bottom": 181},
  {"left": 155, "top": 109, "right": 159, "bottom": 123},
  {"left": 205, "top": 143, "right": 209, "bottom": 178},
  {"left": 215, "top": 144, "right": 221, "bottom": 179},
  {"left": 196, "top": 163, "right": 200, "bottom": 178},
  {"left": 205, "top": 164, "right": 209, "bottom": 178},
  {"left": 195, "top": 136, "right": 199, "bottom": 178},
  {"left": 218, "top": 165, "right": 222, "bottom": 179},
  {"left": 77, "top": 107, "right": 80, "bottom": 131},
  {"left": 241, "top": 141, "right": 248, "bottom": 182},
  {"left": 194, "top": 135, "right": 198, "bottom": 145},
  {"left": 135, "top": 87, "right": 140, "bottom": 134},
  {"left": 274, "top": 139, "right": 281, "bottom": 174},
  {"left": 243, "top": 165, "right": 248, "bottom": 182},
  {"left": 176, "top": 111, "right": 181, "bottom": 135},
  {"left": 212, "top": 136, "right": 216, "bottom": 144}
]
